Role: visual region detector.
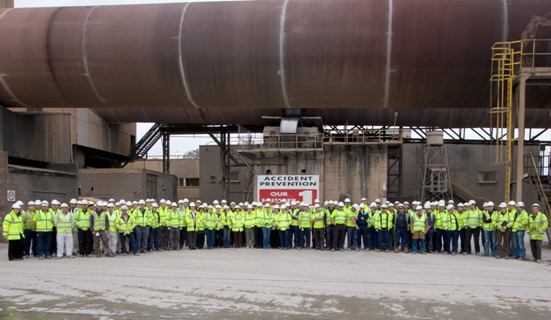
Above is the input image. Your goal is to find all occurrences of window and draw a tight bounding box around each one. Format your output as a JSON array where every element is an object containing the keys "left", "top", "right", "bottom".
[
  {"left": 184, "top": 178, "right": 200, "bottom": 187},
  {"left": 478, "top": 171, "right": 497, "bottom": 184},
  {"left": 230, "top": 172, "right": 240, "bottom": 183},
  {"left": 210, "top": 176, "right": 216, "bottom": 183},
  {"left": 178, "top": 178, "right": 184, "bottom": 187}
]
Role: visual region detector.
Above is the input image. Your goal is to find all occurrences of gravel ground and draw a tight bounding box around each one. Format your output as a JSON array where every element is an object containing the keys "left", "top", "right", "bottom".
[{"left": 0, "top": 242, "right": 550, "bottom": 319}]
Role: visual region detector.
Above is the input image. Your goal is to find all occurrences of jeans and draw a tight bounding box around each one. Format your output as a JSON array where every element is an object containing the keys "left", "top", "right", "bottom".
[
  {"left": 412, "top": 239, "right": 426, "bottom": 253},
  {"left": 450, "top": 230, "right": 459, "bottom": 253},
  {"left": 357, "top": 225, "right": 368, "bottom": 249},
  {"left": 394, "top": 228, "right": 409, "bottom": 250},
  {"left": 223, "top": 226, "right": 231, "bottom": 248},
  {"left": 511, "top": 230, "right": 525, "bottom": 259},
  {"left": 120, "top": 233, "right": 138, "bottom": 254},
  {"left": 325, "top": 225, "right": 334, "bottom": 249},
  {"left": 279, "top": 230, "right": 290, "bottom": 249},
  {"left": 377, "top": 229, "right": 390, "bottom": 250},
  {"left": 347, "top": 227, "right": 357, "bottom": 249},
  {"left": 23, "top": 229, "right": 37, "bottom": 257},
  {"left": 206, "top": 229, "right": 216, "bottom": 249},
  {"left": 262, "top": 227, "right": 272, "bottom": 248},
  {"left": 367, "top": 226, "right": 378, "bottom": 249},
  {"left": 483, "top": 230, "right": 497, "bottom": 256},
  {"left": 179, "top": 228, "right": 187, "bottom": 248},
  {"left": 443, "top": 230, "right": 451, "bottom": 253},
  {"left": 56, "top": 232, "right": 73, "bottom": 257},
  {"left": 134, "top": 226, "right": 150, "bottom": 252},
  {"left": 290, "top": 226, "right": 300, "bottom": 248},
  {"left": 36, "top": 232, "right": 52, "bottom": 257},
  {"left": 300, "top": 227, "right": 311, "bottom": 248},
  {"left": 459, "top": 228, "right": 466, "bottom": 253}
]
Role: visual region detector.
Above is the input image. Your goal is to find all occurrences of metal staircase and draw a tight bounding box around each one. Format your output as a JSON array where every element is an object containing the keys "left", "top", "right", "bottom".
[{"left": 123, "top": 123, "right": 163, "bottom": 166}]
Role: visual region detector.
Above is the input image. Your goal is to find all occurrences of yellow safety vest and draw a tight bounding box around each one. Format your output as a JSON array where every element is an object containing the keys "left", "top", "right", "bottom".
[
  {"left": 56, "top": 212, "right": 73, "bottom": 234},
  {"left": 2, "top": 211, "right": 24, "bottom": 240}
]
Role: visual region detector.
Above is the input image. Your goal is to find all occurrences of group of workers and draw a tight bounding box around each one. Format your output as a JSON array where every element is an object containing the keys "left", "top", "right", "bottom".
[{"left": 2, "top": 196, "right": 548, "bottom": 263}]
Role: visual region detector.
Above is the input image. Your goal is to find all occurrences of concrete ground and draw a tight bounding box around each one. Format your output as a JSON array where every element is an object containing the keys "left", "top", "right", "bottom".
[{"left": 0, "top": 243, "right": 550, "bottom": 319}]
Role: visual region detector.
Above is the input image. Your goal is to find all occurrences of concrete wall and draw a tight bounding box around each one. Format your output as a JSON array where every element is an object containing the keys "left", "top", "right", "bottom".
[
  {"left": 0, "top": 151, "right": 7, "bottom": 217},
  {"left": 201, "top": 144, "right": 388, "bottom": 204},
  {"left": 1, "top": 108, "right": 72, "bottom": 163},
  {"left": 400, "top": 143, "right": 539, "bottom": 205},
  {"left": 78, "top": 168, "right": 177, "bottom": 201},
  {"left": 323, "top": 145, "right": 387, "bottom": 202}
]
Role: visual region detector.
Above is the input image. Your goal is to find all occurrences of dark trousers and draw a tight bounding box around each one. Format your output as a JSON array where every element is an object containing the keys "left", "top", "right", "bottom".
[
  {"left": 179, "top": 228, "right": 187, "bottom": 248},
  {"left": 496, "top": 230, "right": 510, "bottom": 258},
  {"left": 377, "top": 229, "right": 391, "bottom": 250},
  {"left": 332, "top": 224, "right": 346, "bottom": 250},
  {"left": 216, "top": 229, "right": 224, "bottom": 247},
  {"left": 168, "top": 228, "right": 180, "bottom": 249},
  {"left": 187, "top": 231, "right": 197, "bottom": 249},
  {"left": 50, "top": 228, "right": 57, "bottom": 255},
  {"left": 270, "top": 228, "right": 280, "bottom": 248},
  {"left": 197, "top": 231, "right": 205, "bottom": 249},
  {"left": 425, "top": 228, "right": 434, "bottom": 252},
  {"left": 233, "top": 231, "right": 243, "bottom": 248},
  {"left": 313, "top": 228, "right": 325, "bottom": 250},
  {"left": 93, "top": 231, "right": 112, "bottom": 256},
  {"left": 160, "top": 226, "right": 169, "bottom": 249},
  {"left": 459, "top": 228, "right": 466, "bottom": 253},
  {"left": 206, "top": 229, "right": 216, "bottom": 249},
  {"left": 530, "top": 240, "right": 542, "bottom": 260},
  {"left": 395, "top": 228, "right": 409, "bottom": 250},
  {"left": 223, "top": 226, "right": 231, "bottom": 248},
  {"left": 119, "top": 233, "right": 138, "bottom": 254},
  {"left": 255, "top": 227, "right": 263, "bottom": 248},
  {"left": 37, "top": 232, "right": 52, "bottom": 257},
  {"left": 279, "top": 229, "right": 291, "bottom": 249},
  {"left": 367, "top": 226, "right": 378, "bottom": 249},
  {"left": 357, "top": 225, "right": 368, "bottom": 249},
  {"left": 300, "top": 228, "right": 311, "bottom": 248},
  {"left": 148, "top": 227, "right": 160, "bottom": 250},
  {"left": 8, "top": 238, "right": 24, "bottom": 260},
  {"left": 290, "top": 226, "right": 300, "bottom": 248},
  {"left": 78, "top": 229, "right": 92, "bottom": 255},
  {"left": 465, "top": 227, "right": 481, "bottom": 253},
  {"left": 450, "top": 230, "right": 459, "bottom": 253},
  {"left": 23, "top": 229, "right": 37, "bottom": 256},
  {"left": 325, "top": 225, "right": 334, "bottom": 248}
]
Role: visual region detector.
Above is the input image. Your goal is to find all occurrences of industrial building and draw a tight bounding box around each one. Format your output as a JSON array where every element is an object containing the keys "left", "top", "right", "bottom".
[{"left": 0, "top": 0, "right": 550, "bottom": 229}]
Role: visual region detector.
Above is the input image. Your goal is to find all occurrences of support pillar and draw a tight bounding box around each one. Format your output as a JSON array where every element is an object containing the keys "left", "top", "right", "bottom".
[
  {"left": 515, "top": 76, "right": 526, "bottom": 201},
  {"left": 162, "top": 132, "right": 170, "bottom": 174}
]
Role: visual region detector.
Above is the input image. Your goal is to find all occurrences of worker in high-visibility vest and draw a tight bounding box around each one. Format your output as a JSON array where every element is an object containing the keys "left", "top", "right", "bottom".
[
  {"left": 33, "top": 200, "right": 54, "bottom": 260},
  {"left": 2, "top": 203, "right": 25, "bottom": 261},
  {"left": 464, "top": 199, "right": 482, "bottom": 255},
  {"left": 311, "top": 204, "right": 325, "bottom": 250},
  {"left": 178, "top": 199, "right": 189, "bottom": 249},
  {"left": 374, "top": 204, "right": 393, "bottom": 252},
  {"left": 481, "top": 202, "right": 498, "bottom": 257},
  {"left": 74, "top": 200, "right": 93, "bottom": 257},
  {"left": 290, "top": 202, "right": 300, "bottom": 249},
  {"left": 54, "top": 203, "right": 74, "bottom": 259},
  {"left": 116, "top": 206, "right": 139, "bottom": 256},
  {"left": 324, "top": 201, "right": 336, "bottom": 249},
  {"left": 205, "top": 205, "right": 217, "bottom": 249},
  {"left": 105, "top": 203, "right": 119, "bottom": 255},
  {"left": 22, "top": 200, "right": 37, "bottom": 258},
  {"left": 298, "top": 203, "right": 311, "bottom": 249},
  {"left": 132, "top": 200, "right": 151, "bottom": 253},
  {"left": 90, "top": 205, "right": 115, "bottom": 258},
  {"left": 527, "top": 203, "right": 548, "bottom": 263},
  {"left": 496, "top": 202, "right": 514, "bottom": 259},
  {"left": 244, "top": 204, "right": 256, "bottom": 248},
  {"left": 185, "top": 203, "right": 199, "bottom": 249},
  {"left": 410, "top": 205, "right": 428, "bottom": 254},
  {"left": 231, "top": 205, "right": 245, "bottom": 248},
  {"left": 277, "top": 205, "right": 292, "bottom": 249},
  {"left": 511, "top": 201, "right": 529, "bottom": 260}
]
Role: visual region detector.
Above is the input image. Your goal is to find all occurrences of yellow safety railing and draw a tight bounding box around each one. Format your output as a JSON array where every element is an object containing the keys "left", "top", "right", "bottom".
[{"left": 490, "top": 39, "right": 551, "bottom": 201}]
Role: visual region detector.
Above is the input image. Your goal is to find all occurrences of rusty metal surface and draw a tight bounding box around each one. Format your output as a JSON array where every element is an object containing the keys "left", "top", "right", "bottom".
[
  {"left": 0, "top": 0, "right": 551, "bottom": 127},
  {"left": 93, "top": 107, "right": 551, "bottom": 128}
]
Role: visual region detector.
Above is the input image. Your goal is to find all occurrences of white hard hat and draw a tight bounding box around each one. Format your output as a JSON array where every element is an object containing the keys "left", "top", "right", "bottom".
[
  {"left": 61, "top": 203, "right": 69, "bottom": 208},
  {"left": 314, "top": 199, "right": 320, "bottom": 203},
  {"left": 457, "top": 203, "right": 464, "bottom": 207},
  {"left": 469, "top": 200, "right": 476, "bottom": 205},
  {"left": 230, "top": 202, "right": 236, "bottom": 206},
  {"left": 178, "top": 200, "right": 185, "bottom": 204},
  {"left": 532, "top": 203, "right": 540, "bottom": 207},
  {"left": 139, "top": 199, "right": 146, "bottom": 205},
  {"left": 126, "top": 201, "right": 132, "bottom": 206},
  {"left": 381, "top": 204, "right": 387, "bottom": 208},
  {"left": 389, "top": 203, "right": 395, "bottom": 207},
  {"left": 324, "top": 201, "right": 329, "bottom": 206},
  {"left": 216, "top": 205, "right": 221, "bottom": 209},
  {"left": 107, "top": 203, "right": 114, "bottom": 208},
  {"left": 274, "top": 205, "right": 280, "bottom": 209},
  {"left": 487, "top": 201, "right": 494, "bottom": 207},
  {"left": 517, "top": 201, "right": 524, "bottom": 207},
  {"left": 152, "top": 203, "right": 159, "bottom": 208},
  {"left": 70, "top": 198, "right": 78, "bottom": 204},
  {"left": 447, "top": 204, "right": 454, "bottom": 210},
  {"left": 183, "top": 198, "right": 189, "bottom": 203},
  {"left": 416, "top": 205, "right": 423, "bottom": 210},
  {"left": 397, "top": 203, "right": 404, "bottom": 208},
  {"left": 213, "top": 200, "right": 219, "bottom": 205},
  {"left": 221, "top": 200, "right": 227, "bottom": 204},
  {"left": 338, "top": 202, "right": 344, "bottom": 207},
  {"left": 166, "top": 200, "right": 172, "bottom": 205},
  {"left": 448, "top": 200, "right": 454, "bottom": 204},
  {"left": 121, "top": 205, "right": 128, "bottom": 210},
  {"left": 27, "top": 200, "right": 35, "bottom": 205},
  {"left": 12, "top": 203, "right": 21, "bottom": 209},
  {"left": 171, "top": 202, "right": 177, "bottom": 207},
  {"left": 370, "top": 202, "right": 377, "bottom": 208},
  {"left": 344, "top": 198, "right": 351, "bottom": 203},
  {"left": 208, "top": 205, "right": 213, "bottom": 209},
  {"left": 438, "top": 200, "right": 445, "bottom": 207},
  {"left": 359, "top": 203, "right": 365, "bottom": 208},
  {"left": 247, "top": 205, "right": 253, "bottom": 209},
  {"left": 404, "top": 201, "right": 409, "bottom": 205},
  {"left": 424, "top": 203, "right": 431, "bottom": 209},
  {"left": 508, "top": 200, "right": 516, "bottom": 206},
  {"left": 375, "top": 199, "right": 381, "bottom": 203},
  {"left": 281, "top": 205, "right": 287, "bottom": 209},
  {"left": 190, "top": 203, "right": 196, "bottom": 207},
  {"left": 41, "top": 200, "right": 49, "bottom": 206},
  {"left": 499, "top": 202, "right": 507, "bottom": 208},
  {"left": 314, "top": 204, "right": 320, "bottom": 208},
  {"left": 360, "top": 197, "right": 367, "bottom": 202},
  {"left": 132, "top": 201, "right": 138, "bottom": 205},
  {"left": 223, "top": 205, "right": 229, "bottom": 210},
  {"left": 482, "top": 202, "right": 488, "bottom": 207}
]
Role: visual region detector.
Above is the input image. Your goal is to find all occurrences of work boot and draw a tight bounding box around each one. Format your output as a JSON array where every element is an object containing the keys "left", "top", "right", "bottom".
[
  {"left": 394, "top": 247, "right": 399, "bottom": 253},
  {"left": 404, "top": 247, "right": 409, "bottom": 253}
]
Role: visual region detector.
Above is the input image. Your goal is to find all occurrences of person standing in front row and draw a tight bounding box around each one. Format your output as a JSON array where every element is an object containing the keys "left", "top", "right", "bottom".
[
  {"left": 2, "top": 203, "right": 25, "bottom": 261},
  {"left": 527, "top": 203, "right": 548, "bottom": 263},
  {"left": 411, "top": 205, "right": 428, "bottom": 254},
  {"left": 54, "top": 203, "right": 74, "bottom": 259}
]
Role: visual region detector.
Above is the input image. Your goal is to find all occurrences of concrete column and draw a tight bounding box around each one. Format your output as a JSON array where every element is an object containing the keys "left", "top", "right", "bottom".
[{"left": 515, "top": 76, "right": 526, "bottom": 201}]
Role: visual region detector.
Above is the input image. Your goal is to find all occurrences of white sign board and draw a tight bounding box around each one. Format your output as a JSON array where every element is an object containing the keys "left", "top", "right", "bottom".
[
  {"left": 7, "top": 190, "right": 16, "bottom": 202},
  {"left": 257, "top": 175, "right": 319, "bottom": 205}
]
